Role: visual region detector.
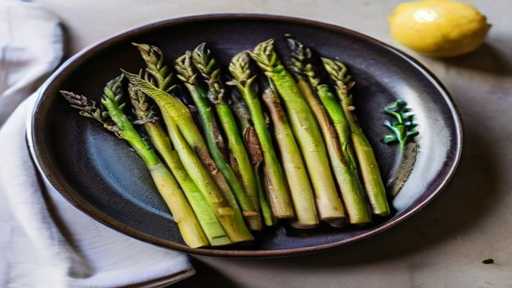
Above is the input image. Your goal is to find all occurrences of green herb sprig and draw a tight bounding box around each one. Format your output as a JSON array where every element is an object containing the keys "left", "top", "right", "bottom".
[{"left": 383, "top": 100, "right": 418, "bottom": 149}]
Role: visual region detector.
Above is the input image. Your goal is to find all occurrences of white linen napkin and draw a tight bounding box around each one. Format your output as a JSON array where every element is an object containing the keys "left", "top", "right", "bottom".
[{"left": 0, "top": 1, "right": 193, "bottom": 287}]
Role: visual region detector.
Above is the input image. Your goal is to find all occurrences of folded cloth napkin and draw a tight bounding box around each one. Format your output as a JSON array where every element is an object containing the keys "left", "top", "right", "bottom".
[{"left": 0, "top": 1, "right": 193, "bottom": 287}]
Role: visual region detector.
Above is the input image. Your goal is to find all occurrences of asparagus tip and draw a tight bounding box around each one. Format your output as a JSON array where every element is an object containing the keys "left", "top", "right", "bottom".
[
  {"left": 132, "top": 43, "right": 162, "bottom": 68},
  {"left": 322, "top": 57, "right": 348, "bottom": 82},
  {"left": 284, "top": 35, "right": 313, "bottom": 77},
  {"left": 191, "top": 43, "right": 225, "bottom": 103},
  {"left": 175, "top": 51, "right": 197, "bottom": 85},
  {"left": 131, "top": 42, "right": 149, "bottom": 51},
  {"left": 284, "top": 34, "right": 311, "bottom": 61},
  {"left": 228, "top": 51, "right": 254, "bottom": 86},
  {"left": 101, "top": 74, "right": 125, "bottom": 108},
  {"left": 60, "top": 90, "right": 106, "bottom": 123},
  {"left": 128, "top": 83, "right": 159, "bottom": 125},
  {"left": 191, "top": 42, "right": 214, "bottom": 77},
  {"left": 249, "top": 39, "right": 278, "bottom": 71}
]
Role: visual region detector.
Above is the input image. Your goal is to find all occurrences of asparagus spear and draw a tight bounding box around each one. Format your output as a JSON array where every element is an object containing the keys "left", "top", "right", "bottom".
[
  {"left": 262, "top": 84, "right": 319, "bottom": 228},
  {"left": 123, "top": 71, "right": 253, "bottom": 242},
  {"left": 132, "top": 43, "right": 173, "bottom": 92},
  {"left": 250, "top": 40, "right": 345, "bottom": 221},
  {"left": 190, "top": 43, "right": 261, "bottom": 230},
  {"left": 230, "top": 88, "right": 275, "bottom": 227},
  {"left": 61, "top": 75, "right": 208, "bottom": 248},
  {"left": 228, "top": 51, "right": 294, "bottom": 219},
  {"left": 286, "top": 37, "right": 371, "bottom": 225},
  {"left": 322, "top": 58, "right": 391, "bottom": 216},
  {"left": 128, "top": 84, "right": 231, "bottom": 245}
]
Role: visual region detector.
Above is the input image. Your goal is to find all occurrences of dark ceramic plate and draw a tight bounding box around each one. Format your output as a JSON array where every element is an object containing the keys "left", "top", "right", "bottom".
[{"left": 28, "top": 14, "right": 462, "bottom": 257}]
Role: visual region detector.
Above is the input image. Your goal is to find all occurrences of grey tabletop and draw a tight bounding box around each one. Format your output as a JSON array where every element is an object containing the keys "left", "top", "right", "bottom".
[{"left": 36, "top": 0, "right": 512, "bottom": 287}]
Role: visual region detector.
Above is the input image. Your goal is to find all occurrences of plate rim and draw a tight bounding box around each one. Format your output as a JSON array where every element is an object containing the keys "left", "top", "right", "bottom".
[{"left": 28, "top": 13, "right": 463, "bottom": 257}]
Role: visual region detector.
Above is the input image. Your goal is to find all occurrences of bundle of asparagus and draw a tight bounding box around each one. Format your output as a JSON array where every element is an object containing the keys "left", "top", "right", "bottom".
[
  {"left": 250, "top": 39, "right": 346, "bottom": 224},
  {"left": 285, "top": 36, "right": 371, "bottom": 225},
  {"left": 228, "top": 52, "right": 317, "bottom": 227},
  {"left": 61, "top": 75, "right": 208, "bottom": 248},
  {"left": 61, "top": 37, "right": 393, "bottom": 248},
  {"left": 228, "top": 84, "right": 275, "bottom": 227},
  {"left": 322, "top": 58, "right": 391, "bottom": 216},
  {"left": 124, "top": 45, "right": 253, "bottom": 242}
]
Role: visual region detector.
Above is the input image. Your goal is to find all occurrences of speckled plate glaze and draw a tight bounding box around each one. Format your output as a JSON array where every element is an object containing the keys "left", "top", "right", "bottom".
[{"left": 28, "top": 14, "right": 462, "bottom": 257}]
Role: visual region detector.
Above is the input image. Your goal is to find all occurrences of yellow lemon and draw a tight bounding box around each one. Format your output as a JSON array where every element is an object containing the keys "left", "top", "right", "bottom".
[{"left": 389, "top": 0, "right": 491, "bottom": 57}]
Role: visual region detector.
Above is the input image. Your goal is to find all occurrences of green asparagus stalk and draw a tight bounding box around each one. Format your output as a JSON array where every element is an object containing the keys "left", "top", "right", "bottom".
[
  {"left": 128, "top": 85, "right": 231, "bottom": 245},
  {"left": 256, "top": 173, "right": 275, "bottom": 227},
  {"left": 61, "top": 75, "right": 208, "bottom": 248},
  {"left": 322, "top": 58, "right": 391, "bottom": 216},
  {"left": 228, "top": 51, "right": 294, "bottom": 219},
  {"left": 190, "top": 44, "right": 261, "bottom": 230},
  {"left": 250, "top": 40, "right": 345, "bottom": 221},
  {"left": 286, "top": 37, "right": 371, "bottom": 225},
  {"left": 230, "top": 87, "right": 275, "bottom": 227},
  {"left": 262, "top": 84, "right": 319, "bottom": 227},
  {"left": 123, "top": 71, "right": 253, "bottom": 242},
  {"left": 132, "top": 43, "right": 173, "bottom": 92}
]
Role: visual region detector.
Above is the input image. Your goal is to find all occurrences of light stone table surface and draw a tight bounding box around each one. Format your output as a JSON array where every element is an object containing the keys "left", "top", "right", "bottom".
[{"left": 35, "top": 0, "right": 512, "bottom": 287}]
